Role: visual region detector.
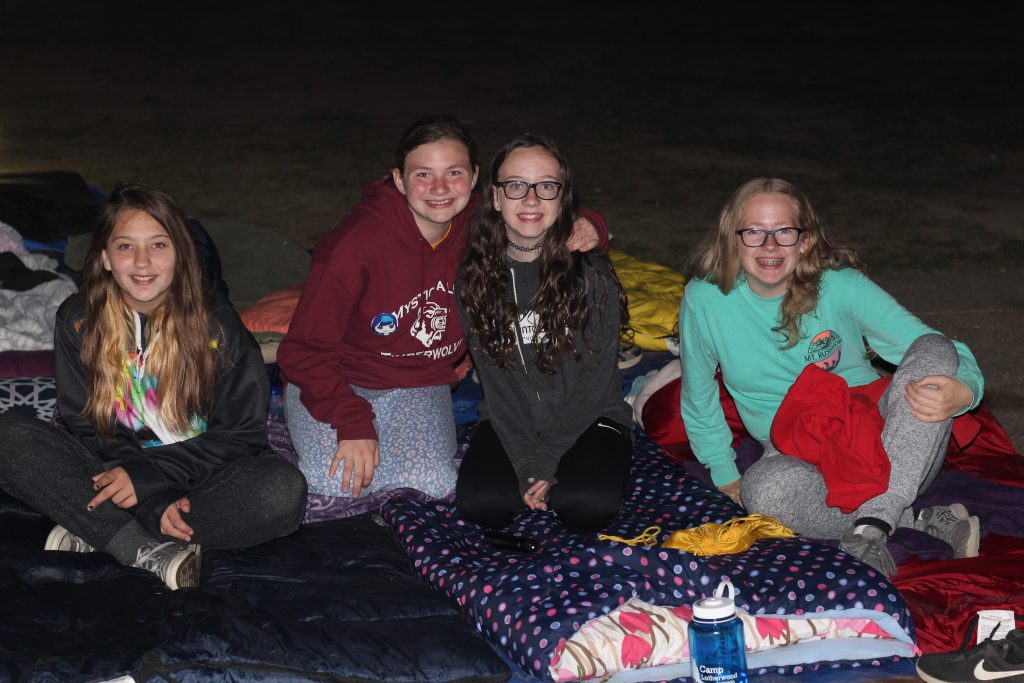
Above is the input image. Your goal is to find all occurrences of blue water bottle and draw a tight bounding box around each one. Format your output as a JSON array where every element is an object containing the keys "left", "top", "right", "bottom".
[
  {"left": 268, "top": 383, "right": 285, "bottom": 417},
  {"left": 688, "top": 579, "right": 748, "bottom": 683}
]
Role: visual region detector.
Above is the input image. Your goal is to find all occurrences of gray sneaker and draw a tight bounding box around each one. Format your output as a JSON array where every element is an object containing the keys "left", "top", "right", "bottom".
[
  {"left": 840, "top": 524, "right": 897, "bottom": 577},
  {"left": 44, "top": 525, "right": 96, "bottom": 553},
  {"left": 132, "top": 541, "right": 202, "bottom": 590},
  {"left": 915, "top": 504, "right": 980, "bottom": 559}
]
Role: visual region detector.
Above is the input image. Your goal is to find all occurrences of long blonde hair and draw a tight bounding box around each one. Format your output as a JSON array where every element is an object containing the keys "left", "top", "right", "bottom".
[
  {"left": 687, "top": 178, "right": 864, "bottom": 346},
  {"left": 79, "top": 184, "right": 216, "bottom": 434}
]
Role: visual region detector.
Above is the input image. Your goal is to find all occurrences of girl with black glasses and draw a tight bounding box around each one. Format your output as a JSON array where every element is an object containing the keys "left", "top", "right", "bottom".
[
  {"left": 679, "top": 178, "right": 984, "bottom": 577},
  {"left": 455, "top": 135, "right": 632, "bottom": 532}
]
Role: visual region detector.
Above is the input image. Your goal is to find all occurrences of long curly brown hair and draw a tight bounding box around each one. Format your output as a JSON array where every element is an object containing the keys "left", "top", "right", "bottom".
[
  {"left": 79, "top": 184, "right": 217, "bottom": 434},
  {"left": 459, "top": 135, "right": 629, "bottom": 373},
  {"left": 687, "top": 178, "right": 864, "bottom": 347}
]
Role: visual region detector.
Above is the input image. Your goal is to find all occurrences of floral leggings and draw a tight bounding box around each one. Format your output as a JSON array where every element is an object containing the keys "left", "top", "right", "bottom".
[{"left": 284, "top": 383, "right": 457, "bottom": 499}]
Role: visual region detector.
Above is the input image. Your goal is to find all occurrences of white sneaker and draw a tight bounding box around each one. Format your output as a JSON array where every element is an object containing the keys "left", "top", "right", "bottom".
[
  {"left": 44, "top": 525, "right": 96, "bottom": 553},
  {"left": 132, "top": 541, "right": 202, "bottom": 590}
]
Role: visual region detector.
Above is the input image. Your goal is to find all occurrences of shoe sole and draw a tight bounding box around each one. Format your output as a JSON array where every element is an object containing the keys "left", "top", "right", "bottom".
[
  {"left": 921, "top": 504, "right": 979, "bottom": 559},
  {"left": 938, "top": 505, "right": 980, "bottom": 559},
  {"left": 949, "top": 503, "right": 980, "bottom": 559},
  {"left": 167, "top": 549, "right": 202, "bottom": 591},
  {"left": 958, "top": 515, "right": 980, "bottom": 559},
  {"left": 915, "top": 662, "right": 953, "bottom": 683}
]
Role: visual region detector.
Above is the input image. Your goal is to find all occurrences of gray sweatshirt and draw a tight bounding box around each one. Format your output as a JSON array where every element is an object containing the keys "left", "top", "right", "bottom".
[{"left": 457, "top": 253, "right": 632, "bottom": 494}]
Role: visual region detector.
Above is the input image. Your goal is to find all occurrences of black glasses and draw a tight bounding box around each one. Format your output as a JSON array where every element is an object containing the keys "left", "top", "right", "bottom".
[
  {"left": 735, "top": 227, "right": 804, "bottom": 247},
  {"left": 494, "top": 180, "right": 563, "bottom": 200}
]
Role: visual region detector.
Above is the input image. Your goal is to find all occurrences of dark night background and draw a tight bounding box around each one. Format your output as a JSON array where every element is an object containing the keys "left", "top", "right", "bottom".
[{"left": 1, "top": 2, "right": 1022, "bottom": 446}]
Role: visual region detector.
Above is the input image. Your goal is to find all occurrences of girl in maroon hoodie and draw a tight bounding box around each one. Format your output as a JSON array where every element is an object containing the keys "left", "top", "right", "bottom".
[{"left": 278, "top": 117, "right": 605, "bottom": 508}]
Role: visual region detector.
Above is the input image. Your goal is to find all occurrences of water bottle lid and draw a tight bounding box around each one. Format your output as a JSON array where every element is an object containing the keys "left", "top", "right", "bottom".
[
  {"left": 692, "top": 579, "right": 738, "bottom": 619},
  {"left": 693, "top": 594, "right": 736, "bottom": 619}
]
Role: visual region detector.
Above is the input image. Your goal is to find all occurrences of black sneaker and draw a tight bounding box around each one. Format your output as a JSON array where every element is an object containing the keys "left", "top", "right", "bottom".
[{"left": 916, "top": 628, "right": 1024, "bottom": 683}]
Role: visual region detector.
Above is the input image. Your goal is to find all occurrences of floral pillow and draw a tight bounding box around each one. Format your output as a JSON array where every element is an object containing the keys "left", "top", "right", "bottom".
[{"left": 550, "top": 597, "right": 896, "bottom": 681}]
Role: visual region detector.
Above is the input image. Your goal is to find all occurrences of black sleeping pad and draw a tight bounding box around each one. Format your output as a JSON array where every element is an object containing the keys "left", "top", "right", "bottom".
[{"left": 0, "top": 491, "right": 510, "bottom": 683}]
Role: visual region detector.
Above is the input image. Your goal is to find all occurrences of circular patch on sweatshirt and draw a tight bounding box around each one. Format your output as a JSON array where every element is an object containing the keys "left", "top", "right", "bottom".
[
  {"left": 371, "top": 312, "right": 398, "bottom": 336},
  {"left": 805, "top": 329, "right": 842, "bottom": 371}
]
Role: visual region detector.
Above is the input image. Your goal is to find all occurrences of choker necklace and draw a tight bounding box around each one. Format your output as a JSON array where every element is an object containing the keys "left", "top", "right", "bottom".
[{"left": 507, "top": 240, "right": 543, "bottom": 253}]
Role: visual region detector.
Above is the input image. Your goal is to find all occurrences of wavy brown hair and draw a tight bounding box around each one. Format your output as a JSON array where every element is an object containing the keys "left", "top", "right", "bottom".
[
  {"left": 79, "top": 184, "right": 216, "bottom": 434},
  {"left": 687, "top": 178, "right": 864, "bottom": 347},
  {"left": 459, "top": 135, "right": 629, "bottom": 373}
]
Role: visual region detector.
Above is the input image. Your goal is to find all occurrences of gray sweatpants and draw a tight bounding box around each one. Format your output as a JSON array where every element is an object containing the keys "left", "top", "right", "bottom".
[
  {"left": 741, "top": 333, "right": 958, "bottom": 539},
  {"left": 0, "top": 413, "right": 307, "bottom": 566}
]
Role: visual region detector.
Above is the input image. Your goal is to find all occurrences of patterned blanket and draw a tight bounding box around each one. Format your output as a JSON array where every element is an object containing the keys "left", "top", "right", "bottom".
[{"left": 382, "top": 431, "right": 915, "bottom": 681}]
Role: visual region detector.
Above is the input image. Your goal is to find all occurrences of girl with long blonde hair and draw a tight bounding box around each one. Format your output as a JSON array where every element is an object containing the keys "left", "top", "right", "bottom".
[
  {"left": 0, "top": 184, "right": 306, "bottom": 590},
  {"left": 680, "top": 178, "right": 984, "bottom": 577}
]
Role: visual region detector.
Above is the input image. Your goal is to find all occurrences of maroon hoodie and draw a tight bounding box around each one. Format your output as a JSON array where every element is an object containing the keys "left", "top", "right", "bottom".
[{"left": 278, "top": 177, "right": 608, "bottom": 442}]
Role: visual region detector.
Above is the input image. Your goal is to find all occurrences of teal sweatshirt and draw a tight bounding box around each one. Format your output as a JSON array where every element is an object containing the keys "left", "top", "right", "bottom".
[{"left": 679, "top": 268, "right": 984, "bottom": 486}]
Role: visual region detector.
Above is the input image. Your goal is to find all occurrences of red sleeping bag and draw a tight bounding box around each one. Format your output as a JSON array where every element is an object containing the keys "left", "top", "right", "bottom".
[{"left": 641, "top": 374, "right": 1023, "bottom": 653}]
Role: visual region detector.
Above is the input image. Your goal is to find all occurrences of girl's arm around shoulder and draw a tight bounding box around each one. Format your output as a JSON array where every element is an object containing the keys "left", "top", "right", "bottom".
[{"left": 570, "top": 210, "right": 610, "bottom": 252}]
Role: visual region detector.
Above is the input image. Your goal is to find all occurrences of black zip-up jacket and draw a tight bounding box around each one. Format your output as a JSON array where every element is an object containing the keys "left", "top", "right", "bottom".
[
  {"left": 458, "top": 253, "right": 632, "bottom": 494},
  {"left": 54, "top": 285, "right": 273, "bottom": 531}
]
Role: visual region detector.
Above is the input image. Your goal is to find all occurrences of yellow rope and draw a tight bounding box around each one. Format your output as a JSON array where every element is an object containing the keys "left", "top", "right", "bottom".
[
  {"left": 598, "top": 525, "right": 663, "bottom": 546},
  {"left": 661, "top": 514, "right": 796, "bottom": 556}
]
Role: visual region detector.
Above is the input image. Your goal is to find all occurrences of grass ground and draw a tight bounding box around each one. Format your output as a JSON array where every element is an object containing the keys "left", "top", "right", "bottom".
[{"left": 1, "top": 3, "right": 1021, "bottom": 448}]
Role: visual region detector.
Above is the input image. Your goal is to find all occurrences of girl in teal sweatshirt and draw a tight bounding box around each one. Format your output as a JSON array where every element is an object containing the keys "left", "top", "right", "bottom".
[{"left": 679, "top": 178, "right": 983, "bottom": 577}]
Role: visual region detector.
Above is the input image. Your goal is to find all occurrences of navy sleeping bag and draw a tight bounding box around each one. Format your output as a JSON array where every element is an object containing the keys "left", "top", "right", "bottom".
[{"left": 0, "top": 490, "right": 510, "bottom": 682}]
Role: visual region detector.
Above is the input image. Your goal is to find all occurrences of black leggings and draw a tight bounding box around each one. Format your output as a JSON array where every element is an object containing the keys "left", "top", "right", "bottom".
[
  {"left": 0, "top": 413, "right": 307, "bottom": 562},
  {"left": 456, "top": 418, "right": 632, "bottom": 533}
]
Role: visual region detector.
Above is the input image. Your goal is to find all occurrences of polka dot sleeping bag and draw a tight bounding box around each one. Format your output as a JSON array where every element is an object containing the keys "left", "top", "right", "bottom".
[{"left": 381, "top": 431, "right": 917, "bottom": 681}]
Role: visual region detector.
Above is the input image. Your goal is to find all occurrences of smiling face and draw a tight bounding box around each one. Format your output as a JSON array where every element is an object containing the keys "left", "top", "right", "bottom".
[
  {"left": 102, "top": 208, "right": 176, "bottom": 314},
  {"left": 736, "top": 192, "right": 809, "bottom": 298},
  {"left": 493, "top": 146, "right": 563, "bottom": 257},
  {"left": 392, "top": 138, "right": 478, "bottom": 242}
]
